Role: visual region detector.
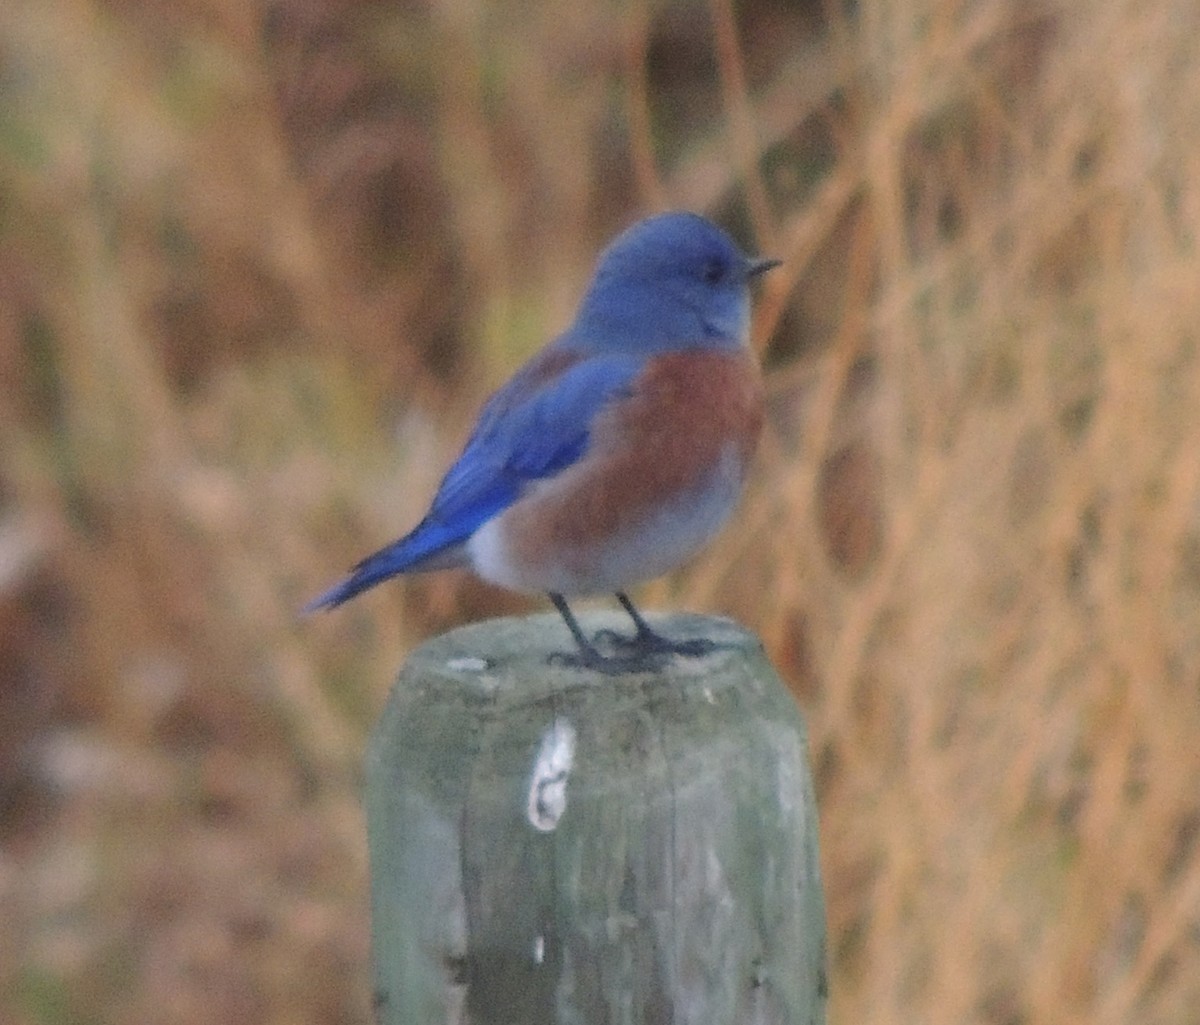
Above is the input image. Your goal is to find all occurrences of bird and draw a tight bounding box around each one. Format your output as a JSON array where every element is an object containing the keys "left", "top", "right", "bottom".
[{"left": 306, "top": 210, "right": 779, "bottom": 673}]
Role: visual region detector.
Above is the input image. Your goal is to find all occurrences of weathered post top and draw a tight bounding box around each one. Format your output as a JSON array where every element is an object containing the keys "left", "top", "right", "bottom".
[{"left": 366, "top": 610, "right": 826, "bottom": 1025}]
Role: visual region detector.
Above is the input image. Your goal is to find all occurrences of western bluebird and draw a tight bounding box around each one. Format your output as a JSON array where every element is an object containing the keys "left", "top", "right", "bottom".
[{"left": 307, "top": 211, "right": 778, "bottom": 672}]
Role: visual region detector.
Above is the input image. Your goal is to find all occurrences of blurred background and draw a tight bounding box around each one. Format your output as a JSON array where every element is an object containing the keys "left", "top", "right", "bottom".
[{"left": 2, "top": 0, "right": 1200, "bottom": 1022}]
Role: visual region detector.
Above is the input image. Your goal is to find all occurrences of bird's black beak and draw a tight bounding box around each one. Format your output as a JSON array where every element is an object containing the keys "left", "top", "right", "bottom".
[{"left": 747, "top": 256, "right": 782, "bottom": 278}]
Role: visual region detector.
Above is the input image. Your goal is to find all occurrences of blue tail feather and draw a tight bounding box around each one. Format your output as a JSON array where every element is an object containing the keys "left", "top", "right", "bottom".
[{"left": 303, "top": 519, "right": 467, "bottom": 613}]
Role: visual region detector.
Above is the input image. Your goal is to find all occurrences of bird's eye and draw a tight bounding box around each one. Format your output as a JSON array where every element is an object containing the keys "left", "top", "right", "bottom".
[{"left": 701, "top": 260, "right": 724, "bottom": 285}]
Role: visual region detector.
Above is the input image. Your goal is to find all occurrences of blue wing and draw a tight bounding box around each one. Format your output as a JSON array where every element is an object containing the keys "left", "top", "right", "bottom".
[{"left": 305, "top": 345, "right": 641, "bottom": 610}]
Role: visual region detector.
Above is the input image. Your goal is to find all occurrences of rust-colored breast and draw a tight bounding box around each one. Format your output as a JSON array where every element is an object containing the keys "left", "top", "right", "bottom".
[{"left": 501, "top": 348, "right": 764, "bottom": 580}]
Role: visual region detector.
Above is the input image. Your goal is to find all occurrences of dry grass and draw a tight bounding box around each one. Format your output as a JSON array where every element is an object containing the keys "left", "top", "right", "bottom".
[{"left": 2, "top": 0, "right": 1200, "bottom": 1022}]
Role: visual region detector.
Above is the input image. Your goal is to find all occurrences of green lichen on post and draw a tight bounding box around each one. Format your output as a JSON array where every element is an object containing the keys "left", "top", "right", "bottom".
[{"left": 365, "top": 611, "right": 826, "bottom": 1025}]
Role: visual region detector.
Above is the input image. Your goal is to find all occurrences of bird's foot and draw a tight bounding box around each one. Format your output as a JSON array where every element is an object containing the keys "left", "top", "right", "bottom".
[
  {"left": 592, "top": 626, "right": 723, "bottom": 660},
  {"left": 548, "top": 646, "right": 670, "bottom": 676},
  {"left": 547, "top": 592, "right": 725, "bottom": 674}
]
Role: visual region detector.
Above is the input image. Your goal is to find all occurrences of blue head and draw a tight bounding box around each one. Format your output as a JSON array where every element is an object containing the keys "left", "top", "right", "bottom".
[{"left": 569, "top": 211, "right": 779, "bottom": 354}]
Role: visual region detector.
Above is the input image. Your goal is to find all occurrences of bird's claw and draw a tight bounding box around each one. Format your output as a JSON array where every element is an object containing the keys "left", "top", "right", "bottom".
[
  {"left": 593, "top": 628, "right": 722, "bottom": 659},
  {"left": 547, "top": 648, "right": 670, "bottom": 676}
]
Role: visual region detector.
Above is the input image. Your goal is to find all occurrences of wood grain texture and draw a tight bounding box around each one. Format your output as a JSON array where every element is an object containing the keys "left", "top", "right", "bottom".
[{"left": 365, "top": 611, "right": 826, "bottom": 1025}]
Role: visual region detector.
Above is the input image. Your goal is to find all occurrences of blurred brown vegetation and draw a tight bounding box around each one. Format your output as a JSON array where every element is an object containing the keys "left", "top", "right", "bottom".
[{"left": 2, "top": 0, "right": 1200, "bottom": 1022}]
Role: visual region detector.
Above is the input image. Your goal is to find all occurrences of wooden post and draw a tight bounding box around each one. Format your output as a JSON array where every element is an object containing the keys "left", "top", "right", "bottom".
[{"left": 365, "top": 611, "right": 826, "bottom": 1025}]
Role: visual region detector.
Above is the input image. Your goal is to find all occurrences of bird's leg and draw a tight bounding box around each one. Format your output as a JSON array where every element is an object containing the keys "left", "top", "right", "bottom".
[
  {"left": 597, "top": 592, "right": 720, "bottom": 658},
  {"left": 550, "top": 593, "right": 604, "bottom": 660},
  {"left": 548, "top": 593, "right": 668, "bottom": 675}
]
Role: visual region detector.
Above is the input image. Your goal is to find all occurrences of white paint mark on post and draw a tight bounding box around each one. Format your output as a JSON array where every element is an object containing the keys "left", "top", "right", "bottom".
[{"left": 527, "top": 717, "right": 576, "bottom": 832}]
